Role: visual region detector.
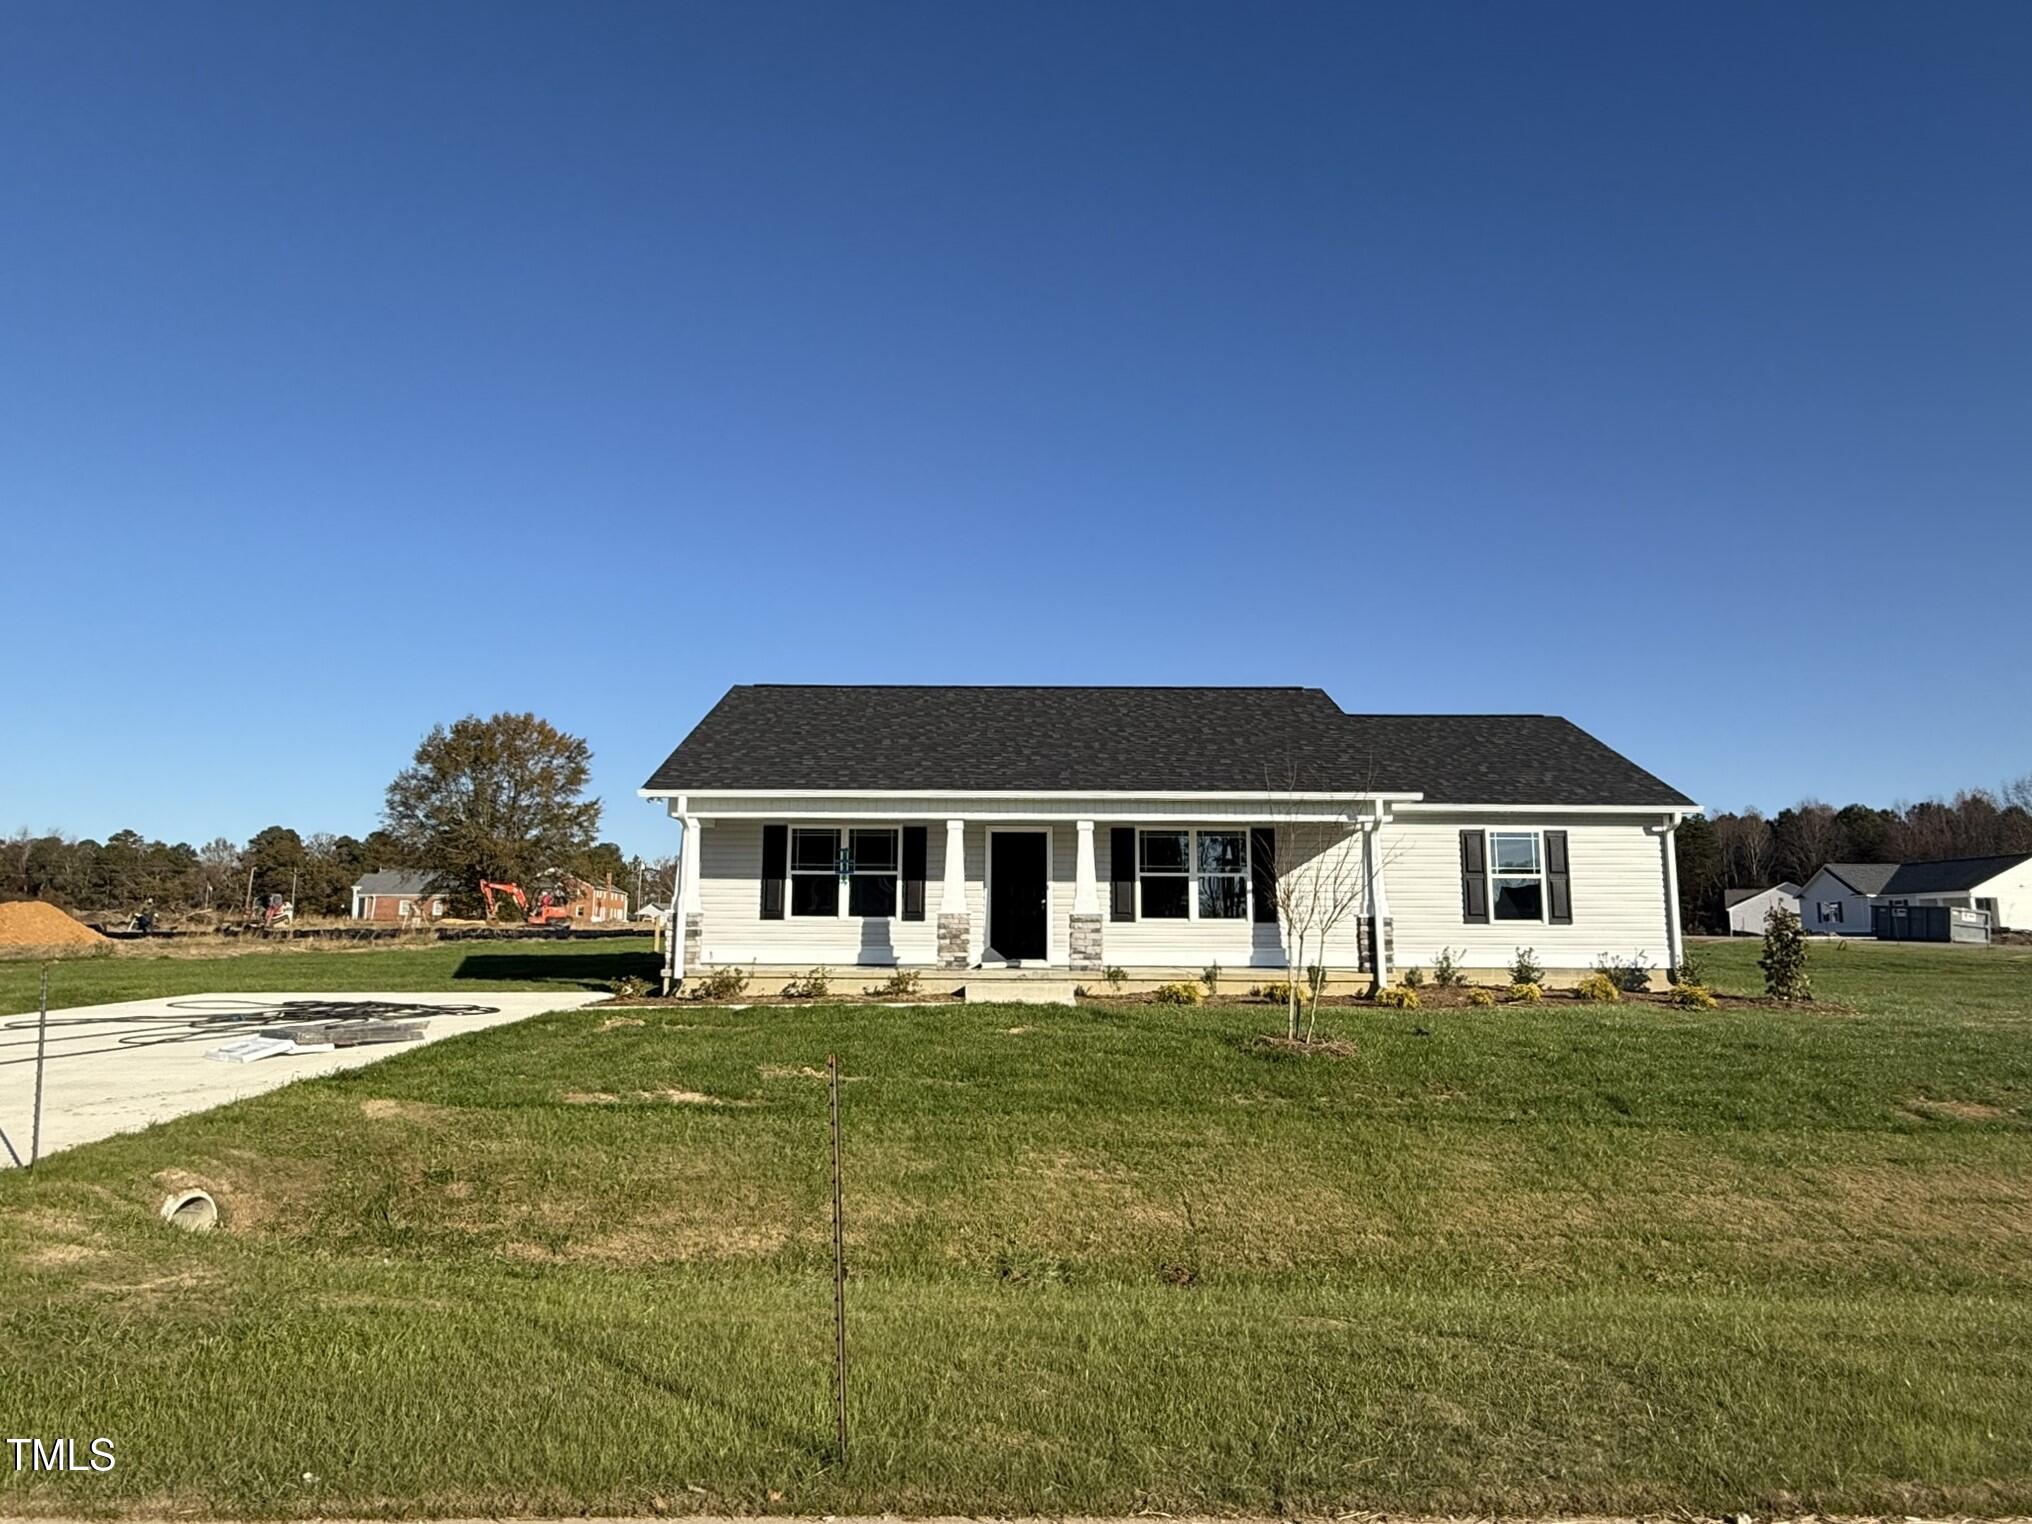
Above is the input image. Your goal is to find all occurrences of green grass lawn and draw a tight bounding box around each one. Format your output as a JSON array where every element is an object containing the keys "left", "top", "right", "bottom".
[
  {"left": 2, "top": 938, "right": 2029, "bottom": 1517},
  {"left": 0, "top": 935, "right": 665, "bottom": 1017}
]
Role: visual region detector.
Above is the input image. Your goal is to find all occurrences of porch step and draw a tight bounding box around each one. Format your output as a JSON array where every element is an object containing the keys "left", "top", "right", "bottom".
[{"left": 963, "top": 980, "right": 1077, "bottom": 1006}]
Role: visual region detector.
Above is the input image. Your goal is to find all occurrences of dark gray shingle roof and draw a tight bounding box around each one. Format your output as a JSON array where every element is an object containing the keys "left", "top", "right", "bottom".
[
  {"left": 1881, "top": 854, "right": 2032, "bottom": 895},
  {"left": 1816, "top": 862, "right": 1900, "bottom": 896},
  {"left": 1726, "top": 882, "right": 1801, "bottom": 907},
  {"left": 642, "top": 685, "right": 1693, "bottom": 807},
  {"left": 353, "top": 869, "right": 440, "bottom": 896}
]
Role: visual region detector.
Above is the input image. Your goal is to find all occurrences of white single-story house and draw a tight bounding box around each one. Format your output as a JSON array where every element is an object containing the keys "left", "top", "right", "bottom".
[
  {"left": 1725, "top": 881, "right": 1801, "bottom": 936},
  {"left": 639, "top": 685, "right": 1696, "bottom": 993},
  {"left": 1797, "top": 863, "right": 1897, "bottom": 935},
  {"left": 1799, "top": 855, "right": 2032, "bottom": 937}
]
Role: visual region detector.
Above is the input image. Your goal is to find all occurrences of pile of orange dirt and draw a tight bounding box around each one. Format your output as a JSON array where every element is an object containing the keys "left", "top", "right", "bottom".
[{"left": 0, "top": 901, "right": 111, "bottom": 949}]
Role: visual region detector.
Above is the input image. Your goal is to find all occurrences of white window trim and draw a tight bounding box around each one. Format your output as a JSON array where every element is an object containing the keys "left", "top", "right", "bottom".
[
  {"left": 1135, "top": 827, "right": 1251, "bottom": 922},
  {"left": 787, "top": 825, "right": 903, "bottom": 920},
  {"left": 789, "top": 826, "right": 842, "bottom": 919},
  {"left": 847, "top": 827, "right": 901, "bottom": 920},
  {"left": 1487, "top": 828, "right": 1547, "bottom": 925}
]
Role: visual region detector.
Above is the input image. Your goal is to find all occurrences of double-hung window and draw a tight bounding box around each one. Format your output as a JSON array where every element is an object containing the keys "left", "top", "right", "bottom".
[
  {"left": 1489, "top": 831, "right": 1544, "bottom": 921},
  {"left": 848, "top": 829, "right": 899, "bottom": 917},
  {"left": 1138, "top": 829, "right": 1249, "bottom": 920},
  {"left": 790, "top": 828, "right": 840, "bottom": 917}
]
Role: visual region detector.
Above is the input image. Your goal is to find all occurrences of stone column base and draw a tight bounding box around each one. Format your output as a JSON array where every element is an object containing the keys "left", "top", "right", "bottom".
[
  {"left": 937, "top": 913, "right": 971, "bottom": 969},
  {"left": 1069, "top": 912, "right": 1103, "bottom": 971}
]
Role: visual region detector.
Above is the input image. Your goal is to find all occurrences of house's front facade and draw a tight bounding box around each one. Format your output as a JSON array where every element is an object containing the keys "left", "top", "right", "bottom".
[
  {"left": 1797, "top": 863, "right": 1897, "bottom": 935},
  {"left": 641, "top": 687, "right": 1695, "bottom": 993}
]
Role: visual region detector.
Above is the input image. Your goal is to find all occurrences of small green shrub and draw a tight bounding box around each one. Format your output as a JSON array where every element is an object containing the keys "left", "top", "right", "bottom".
[
  {"left": 1258, "top": 980, "right": 1311, "bottom": 1004},
  {"left": 1431, "top": 948, "right": 1466, "bottom": 987},
  {"left": 1467, "top": 986, "right": 1498, "bottom": 1007},
  {"left": 1673, "top": 983, "right": 1719, "bottom": 1010},
  {"left": 1375, "top": 985, "right": 1420, "bottom": 1009},
  {"left": 1670, "top": 946, "right": 1705, "bottom": 987},
  {"left": 692, "top": 965, "right": 750, "bottom": 1000},
  {"left": 1103, "top": 966, "right": 1127, "bottom": 991},
  {"left": 1593, "top": 951, "right": 1653, "bottom": 993},
  {"left": 1509, "top": 947, "right": 1544, "bottom": 985},
  {"left": 865, "top": 969, "right": 922, "bottom": 998},
  {"left": 1399, "top": 964, "right": 1425, "bottom": 990},
  {"left": 1760, "top": 907, "right": 1812, "bottom": 1001},
  {"left": 1201, "top": 962, "right": 1222, "bottom": 994},
  {"left": 1151, "top": 981, "right": 1202, "bottom": 1006},
  {"left": 608, "top": 974, "right": 651, "bottom": 1001},
  {"left": 1573, "top": 971, "right": 1622, "bottom": 1003},
  {"left": 1508, "top": 981, "right": 1544, "bottom": 1003},
  {"left": 783, "top": 966, "right": 832, "bottom": 999}
]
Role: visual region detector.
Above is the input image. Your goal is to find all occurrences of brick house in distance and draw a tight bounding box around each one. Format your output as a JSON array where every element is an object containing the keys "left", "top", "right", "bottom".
[{"left": 350, "top": 870, "right": 448, "bottom": 922}]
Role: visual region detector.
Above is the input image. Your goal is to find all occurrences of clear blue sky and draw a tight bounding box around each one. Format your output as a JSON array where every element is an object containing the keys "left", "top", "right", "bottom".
[{"left": 4, "top": 1, "right": 2028, "bottom": 859}]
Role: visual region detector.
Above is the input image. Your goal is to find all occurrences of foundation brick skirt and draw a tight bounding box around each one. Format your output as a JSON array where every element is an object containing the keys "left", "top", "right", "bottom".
[
  {"left": 1069, "top": 912, "right": 1103, "bottom": 970},
  {"left": 937, "top": 913, "right": 970, "bottom": 969}
]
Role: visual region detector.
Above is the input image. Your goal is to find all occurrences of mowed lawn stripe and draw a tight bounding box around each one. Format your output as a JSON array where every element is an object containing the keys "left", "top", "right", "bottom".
[{"left": 0, "top": 938, "right": 2028, "bottom": 1515}]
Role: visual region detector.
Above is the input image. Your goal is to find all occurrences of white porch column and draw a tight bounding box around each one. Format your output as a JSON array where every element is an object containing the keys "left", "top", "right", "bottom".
[
  {"left": 937, "top": 818, "right": 970, "bottom": 969},
  {"left": 1660, "top": 816, "right": 1685, "bottom": 975},
  {"left": 1363, "top": 814, "right": 1392, "bottom": 990},
  {"left": 1073, "top": 820, "right": 1100, "bottom": 915},
  {"left": 939, "top": 819, "right": 967, "bottom": 914},
  {"left": 1069, "top": 818, "right": 1103, "bottom": 970},
  {"left": 669, "top": 814, "right": 702, "bottom": 989}
]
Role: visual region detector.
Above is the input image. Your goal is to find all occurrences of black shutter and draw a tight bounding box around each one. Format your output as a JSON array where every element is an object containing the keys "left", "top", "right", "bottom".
[
  {"left": 1250, "top": 827, "right": 1278, "bottom": 923},
  {"left": 1460, "top": 829, "right": 1489, "bottom": 923},
  {"left": 760, "top": 824, "right": 787, "bottom": 920},
  {"left": 901, "top": 825, "right": 927, "bottom": 921},
  {"left": 1110, "top": 827, "right": 1137, "bottom": 921},
  {"left": 1544, "top": 829, "right": 1572, "bottom": 924}
]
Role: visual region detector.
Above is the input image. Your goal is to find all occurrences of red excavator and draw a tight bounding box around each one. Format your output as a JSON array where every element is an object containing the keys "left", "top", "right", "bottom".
[{"left": 478, "top": 879, "right": 576, "bottom": 926}]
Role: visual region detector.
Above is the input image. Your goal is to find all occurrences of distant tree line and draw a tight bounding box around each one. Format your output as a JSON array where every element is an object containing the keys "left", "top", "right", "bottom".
[
  {"left": 0, "top": 824, "right": 669, "bottom": 921},
  {"left": 3, "top": 712, "right": 677, "bottom": 920},
  {"left": 1676, "top": 773, "right": 2032, "bottom": 934}
]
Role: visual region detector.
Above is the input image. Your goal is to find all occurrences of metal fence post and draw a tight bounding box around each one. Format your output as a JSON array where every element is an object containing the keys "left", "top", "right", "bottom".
[
  {"left": 29, "top": 965, "right": 50, "bottom": 1168},
  {"left": 828, "top": 1051, "right": 848, "bottom": 1464}
]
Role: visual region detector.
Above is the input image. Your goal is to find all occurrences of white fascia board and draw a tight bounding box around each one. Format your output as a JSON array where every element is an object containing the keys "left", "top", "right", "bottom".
[
  {"left": 1395, "top": 801, "right": 1695, "bottom": 816},
  {"left": 638, "top": 787, "right": 1423, "bottom": 801}
]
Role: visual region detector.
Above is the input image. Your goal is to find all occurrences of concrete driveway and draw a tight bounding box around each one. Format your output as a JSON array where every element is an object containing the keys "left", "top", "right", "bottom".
[{"left": 0, "top": 989, "right": 607, "bottom": 1164}]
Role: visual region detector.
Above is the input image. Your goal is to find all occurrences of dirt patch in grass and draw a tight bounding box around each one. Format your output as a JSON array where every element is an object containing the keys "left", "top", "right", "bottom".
[
  {"left": 596, "top": 1014, "right": 646, "bottom": 1031},
  {"left": 1903, "top": 1095, "right": 2017, "bottom": 1123},
  {"left": 358, "top": 1097, "right": 462, "bottom": 1124},
  {"left": 1251, "top": 1033, "right": 1359, "bottom": 1058},
  {"left": 561, "top": 1088, "right": 746, "bottom": 1107}
]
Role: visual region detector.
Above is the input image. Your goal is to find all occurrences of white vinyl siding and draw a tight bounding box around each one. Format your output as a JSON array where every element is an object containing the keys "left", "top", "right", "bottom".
[
  {"left": 698, "top": 819, "right": 940, "bottom": 966},
  {"left": 1380, "top": 813, "right": 1671, "bottom": 970}
]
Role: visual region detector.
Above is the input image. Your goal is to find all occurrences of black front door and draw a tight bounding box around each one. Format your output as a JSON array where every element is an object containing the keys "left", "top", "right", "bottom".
[{"left": 989, "top": 832, "right": 1049, "bottom": 962}]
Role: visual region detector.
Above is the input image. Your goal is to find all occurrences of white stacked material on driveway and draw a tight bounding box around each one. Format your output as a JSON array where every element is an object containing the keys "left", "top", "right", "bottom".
[{"left": 0, "top": 990, "right": 606, "bottom": 1163}]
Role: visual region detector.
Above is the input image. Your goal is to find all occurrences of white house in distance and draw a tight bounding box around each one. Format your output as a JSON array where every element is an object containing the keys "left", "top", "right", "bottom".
[
  {"left": 1797, "top": 863, "right": 1899, "bottom": 935},
  {"left": 638, "top": 685, "right": 1696, "bottom": 994},
  {"left": 1725, "top": 881, "right": 1801, "bottom": 936},
  {"left": 1798, "top": 854, "right": 2032, "bottom": 936}
]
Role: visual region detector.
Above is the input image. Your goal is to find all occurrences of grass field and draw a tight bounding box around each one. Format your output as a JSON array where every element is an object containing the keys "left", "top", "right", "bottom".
[
  {"left": 0, "top": 935, "right": 665, "bottom": 1017},
  {"left": 1, "top": 937, "right": 2029, "bottom": 1517}
]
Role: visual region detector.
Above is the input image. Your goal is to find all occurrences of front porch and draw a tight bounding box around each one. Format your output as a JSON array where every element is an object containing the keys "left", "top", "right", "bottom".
[{"left": 652, "top": 796, "right": 1403, "bottom": 994}]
